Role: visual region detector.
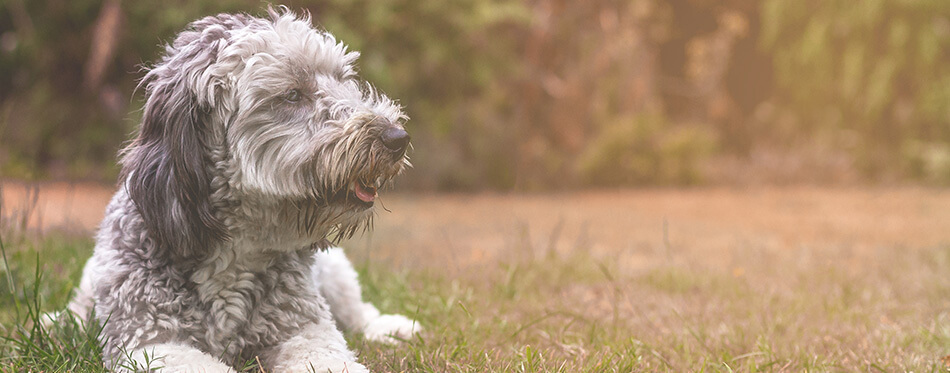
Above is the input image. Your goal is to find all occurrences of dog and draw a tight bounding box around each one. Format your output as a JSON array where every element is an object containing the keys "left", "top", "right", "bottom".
[{"left": 62, "top": 7, "right": 419, "bottom": 372}]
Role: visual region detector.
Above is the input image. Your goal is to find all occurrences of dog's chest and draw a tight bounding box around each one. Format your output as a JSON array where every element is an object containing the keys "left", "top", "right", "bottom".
[{"left": 190, "top": 249, "right": 324, "bottom": 363}]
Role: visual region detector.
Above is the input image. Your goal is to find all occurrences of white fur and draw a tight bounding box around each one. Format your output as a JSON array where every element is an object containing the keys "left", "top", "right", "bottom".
[
  {"left": 126, "top": 343, "right": 235, "bottom": 373},
  {"left": 69, "top": 237, "right": 420, "bottom": 371},
  {"left": 57, "top": 8, "right": 419, "bottom": 372},
  {"left": 315, "top": 248, "right": 423, "bottom": 343},
  {"left": 262, "top": 322, "right": 367, "bottom": 373}
]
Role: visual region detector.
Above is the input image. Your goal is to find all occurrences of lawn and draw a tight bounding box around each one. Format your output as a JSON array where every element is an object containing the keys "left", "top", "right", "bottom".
[{"left": 1, "top": 186, "right": 949, "bottom": 371}]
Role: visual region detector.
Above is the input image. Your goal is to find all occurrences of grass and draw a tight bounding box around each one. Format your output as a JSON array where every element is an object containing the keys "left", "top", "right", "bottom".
[
  {"left": 1, "top": 226, "right": 949, "bottom": 371},
  {"left": 0, "top": 232, "right": 104, "bottom": 371},
  {"left": 350, "top": 246, "right": 950, "bottom": 372}
]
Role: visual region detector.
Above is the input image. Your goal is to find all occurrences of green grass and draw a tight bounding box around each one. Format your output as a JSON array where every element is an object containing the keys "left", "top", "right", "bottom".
[
  {"left": 0, "top": 232, "right": 104, "bottom": 371},
  {"left": 1, "top": 229, "right": 949, "bottom": 372}
]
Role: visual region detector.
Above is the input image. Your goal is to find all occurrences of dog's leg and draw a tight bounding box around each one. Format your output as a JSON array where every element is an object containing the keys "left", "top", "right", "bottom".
[
  {"left": 121, "top": 342, "right": 235, "bottom": 373},
  {"left": 67, "top": 254, "right": 99, "bottom": 321},
  {"left": 312, "top": 248, "right": 421, "bottom": 344},
  {"left": 263, "top": 318, "right": 369, "bottom": 373},
  {"left": 43, "top": 255, "right": 100, "bottom": 328}
]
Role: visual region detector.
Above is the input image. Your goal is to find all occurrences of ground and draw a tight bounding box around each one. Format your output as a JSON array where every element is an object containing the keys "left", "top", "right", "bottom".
[{"left": 1, "top": 182, "right": 949, "bottom": 371}]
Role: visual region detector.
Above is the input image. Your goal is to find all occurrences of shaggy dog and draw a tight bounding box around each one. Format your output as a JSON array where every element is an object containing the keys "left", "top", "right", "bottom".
[{"left": 63, "top": 7, "right": 419, "bottom": 372}]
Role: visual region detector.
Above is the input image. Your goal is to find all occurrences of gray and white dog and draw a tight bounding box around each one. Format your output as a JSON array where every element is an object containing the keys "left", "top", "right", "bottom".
[{"left": 62, "top": 7, "right": 419, "bottom": 372}]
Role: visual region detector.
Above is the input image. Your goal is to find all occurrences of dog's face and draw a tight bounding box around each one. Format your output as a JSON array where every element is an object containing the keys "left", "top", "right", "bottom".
[
  {"left": 216, "top": 14, "right": 410, "bottom": 207},
  {"left": 122, "top": 9, "right": 410, "bottom": 256}
]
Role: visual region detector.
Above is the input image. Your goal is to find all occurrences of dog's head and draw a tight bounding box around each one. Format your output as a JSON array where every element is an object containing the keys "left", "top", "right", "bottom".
[{"left": 121, "top": 8, "right": 410, "bottom": 257}]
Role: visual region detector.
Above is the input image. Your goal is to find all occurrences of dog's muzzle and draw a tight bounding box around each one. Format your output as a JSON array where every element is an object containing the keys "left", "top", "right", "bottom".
[
  {"left": 369, "top": 117, "right": 410, "bottom": 160},
  {"left": 381, "top": 127, "right": 410, "bottom": 158},
  {"left": 342, "top": 118, "right": 410, "bottom": 205}
]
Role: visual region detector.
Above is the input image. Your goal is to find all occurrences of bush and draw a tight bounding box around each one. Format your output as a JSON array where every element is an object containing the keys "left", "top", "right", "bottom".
[
  {"left": 761, "top": 0, "right": 950, "bottom": 179},
  {"left": 577, "top": 113, "right": 716, "bottom": 186},
  {"left": 2, "top": 0, "right": 948, "bottom": 187}
]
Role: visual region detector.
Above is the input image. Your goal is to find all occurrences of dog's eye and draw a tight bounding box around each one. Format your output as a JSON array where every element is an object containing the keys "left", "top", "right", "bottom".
[{"left": 284, "top": 89, "right": 302, "bottom": 103}]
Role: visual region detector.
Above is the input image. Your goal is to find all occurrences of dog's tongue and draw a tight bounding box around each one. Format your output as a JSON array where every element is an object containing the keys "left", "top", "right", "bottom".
[{"left": 354, "top": 183, "right": 377, "bottom": 203}]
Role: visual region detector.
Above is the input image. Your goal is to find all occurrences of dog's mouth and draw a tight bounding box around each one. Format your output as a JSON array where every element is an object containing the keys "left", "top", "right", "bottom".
[
  {"left": 325, "top": 179, "right": 379, "bottom": 209},
  {"left": 318, "top": 152, "right": 409, "bottom": 211},
  {"left": 350, "top": 180, "right": 377, "bottom": 204}
]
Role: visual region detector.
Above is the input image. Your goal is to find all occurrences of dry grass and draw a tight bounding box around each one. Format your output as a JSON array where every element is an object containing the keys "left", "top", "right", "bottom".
[
  {"left": 347, "top": 187, "right": 950, "bottom": 371},
  {"left": 1, "top": 183, "right": 949, "bottom": 371}
]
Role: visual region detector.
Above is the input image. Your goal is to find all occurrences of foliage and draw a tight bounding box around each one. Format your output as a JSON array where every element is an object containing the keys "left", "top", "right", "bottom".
[
  {"left": 1, "top": 0, "right": 949, "bottom": 187},
  {"left": 762, "top": 0, "right": 950, "bottom": 181},
  {"left": 577, "top": 113, "right": 715, "bottom": 186},
  {"left": 0, "top": 0, "right": 260, "bottom": 180}
]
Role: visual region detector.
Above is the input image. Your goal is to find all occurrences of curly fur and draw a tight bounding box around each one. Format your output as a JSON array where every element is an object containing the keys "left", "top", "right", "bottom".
[{"left": 61, "top": 8, "right": 419, "bottom": 372}]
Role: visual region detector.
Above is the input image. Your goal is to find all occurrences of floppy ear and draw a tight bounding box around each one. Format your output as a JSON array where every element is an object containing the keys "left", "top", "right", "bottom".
[{"left": 120, "top": 21, "right": 235, "bottom": 258}]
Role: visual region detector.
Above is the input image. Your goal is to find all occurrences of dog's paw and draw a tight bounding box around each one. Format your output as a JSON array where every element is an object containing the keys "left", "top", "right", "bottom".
[
  {"left": 362, "top": 314, "right": 421, "bottom": 344},
  {"left": 278, "top": 359, "right": 367, "bottom": 373}
]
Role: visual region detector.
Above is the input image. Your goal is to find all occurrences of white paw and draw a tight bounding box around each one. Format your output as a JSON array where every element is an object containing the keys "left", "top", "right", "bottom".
[
  {"left": 126, "top": 343, "right": 237, "bottom": 373},
  {"left": 362, "top": 314, "right": 421, "bottom": 344},
  {"left": 296, "top": 360, "right": 368, "bottom": 373}
]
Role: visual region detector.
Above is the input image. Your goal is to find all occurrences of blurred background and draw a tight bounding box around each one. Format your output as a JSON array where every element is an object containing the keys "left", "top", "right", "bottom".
[
  {"left": 1, "top": 0, "right": 949, "bottom": 190},
  {"left": 3, "top": 3, "right": 950, "bottom": 370}
]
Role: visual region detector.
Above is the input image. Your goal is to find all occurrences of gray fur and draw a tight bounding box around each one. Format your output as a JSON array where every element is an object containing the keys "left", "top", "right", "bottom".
[{"left": 67, "top": 7, "right": 418, "bottom": 372}]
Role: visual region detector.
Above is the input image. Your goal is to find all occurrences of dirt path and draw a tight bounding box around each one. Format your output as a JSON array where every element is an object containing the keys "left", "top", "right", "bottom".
[
  {"left": 1, "top": 181, "right": 115, "bottom": 234},
  {"left": 3, "top": 182, "right": 949, "bottom": 272}
]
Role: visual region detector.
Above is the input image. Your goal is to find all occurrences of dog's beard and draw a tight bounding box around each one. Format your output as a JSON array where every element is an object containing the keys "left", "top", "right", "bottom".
[
  {"left": 291, "top": 168, "right": 402, "bottom": 245},
  {"left": 225, "top": 130, "right": 407, "bottom": 250},
  {"left": 290, "top": 192, "right": 375, "bottom": 246},
  {"left": 298, "top": 143, "right": 407, "bottom": 244}
]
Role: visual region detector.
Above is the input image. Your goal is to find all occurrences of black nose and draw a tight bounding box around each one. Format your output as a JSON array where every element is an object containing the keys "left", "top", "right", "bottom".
[{"left": 381, "top": 127, "right": 410, "bottom": 155}]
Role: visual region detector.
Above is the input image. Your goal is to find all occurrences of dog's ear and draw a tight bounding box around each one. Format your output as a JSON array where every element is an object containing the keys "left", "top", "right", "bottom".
[{"left": 120, "top": 21, "right": 235, "bottom": 258}]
